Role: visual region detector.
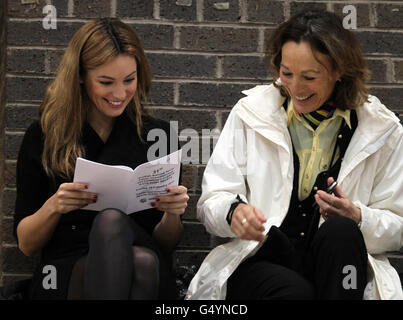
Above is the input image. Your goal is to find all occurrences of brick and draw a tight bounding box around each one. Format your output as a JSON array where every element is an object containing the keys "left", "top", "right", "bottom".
[
  {"left": 7, "top": 21, "right": 84, "bottom": 46},
  {"left": 356, "top": 31, "right": 403, "bottom": 56},
  {"left": 5, "top": 105, "right": 40, "bottom": 130},
  {"left": 204, "top": 0, "right": 240, "bottom": 22},
  {"left": 130, "top": 24, "right": 174, "bottom": 50},
  {"left": 47, "top": 49, "right": 65, "bottom": 75},
  {"left": 195, "top": 165, "right": 206, "bottom": 193},
  {"left": 333, "top": 3, "right": 371, "bottom": 28},
  {"left": 52, "top": 0, "right": 70, "bottom": 17},
  {"left": 2, "top": 217, "right": 16, "bottom": 245},
  {"left": 5, "top": 161, "right": 17, "bottom": 188},
  {"left": 147, "top": 81, "right": 174, "bottom": 106},
  {"left": 2, "top": 246, "right": 40, "bottom": 273},
  {"left": 221, "top": 110, "right": 231, "bottom": 127},
  {"left": 211, "top": 234, "right": 231, "bottom": 246},
  {"left": 222, "top": 55, "right": 269, "bottom": 80},
  {"left": 5, "top": 133, "right": 24, "bottom": 161},
  {"left": 376, "top": 4, "right": 403, "bottom": 29},
  {"left": 179, "top": 82, "right": 252, "bottom": 107},
  {"left": 147, "top": 53, "right": 216, "bottom": 79},
  {"left": 116, "top": 0, "right": 154, "bottom": 18},
  {"left": 181, "top": 164, "right": 196, "bottom": 192},
  {"left": 184, "top": 193, "right": 200, "bottom": 220},
  {"left": 394, "top": 60, "right": 403, "bottom": 82},
  {"left": 178, "top": 222, "right": 211, "bottom": 248},
  {"left": 180, "top": 26, "right": 258, "bottom": 53},
  {"left": 247, "top": 0, "right": 284, "bottom": 24},
  {"left": 8, "top": 0, "right": 49, "bottom": 18},
  {"left": 6, "top": 76, "right": 51, "bottom": 102},
  {"left": 149, "top": 108, "right": 218, "bottom": 133},
  {"left": 7, "top": 49, "right": 45, "bottom": 74},
  {"left": 290, "top": 2, "right": 327, "bottom": 17},
  {"left": 366, "top": 59, "right": 387, "bottom": 83},
  {"left": 173, "top": 249, "right": 209, "bottom": 270},
  {"left": 73, "top": 0, "right": 110, "bottom": 18},
  {"left": 160, "top": 0, "right": 197, "bottom": 22},
  {"left": 369, "top": 87, "right": 403, "bottom": 114},
  {"left": 3, "top": 189, "right": 16, "bottom": 218}
]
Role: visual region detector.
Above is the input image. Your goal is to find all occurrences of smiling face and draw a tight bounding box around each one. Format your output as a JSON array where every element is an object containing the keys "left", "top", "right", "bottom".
[
  {"left": 279, "top": 41, "right": 340, "bottom": 114},
  {"left": 83, "top": 54, "right": 138, "bottom": 124}
]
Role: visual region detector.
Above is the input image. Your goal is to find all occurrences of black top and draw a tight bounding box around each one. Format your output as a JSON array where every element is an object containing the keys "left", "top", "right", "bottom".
[{"left": 14, "top": 111, "right": 178, "bottom": 299}]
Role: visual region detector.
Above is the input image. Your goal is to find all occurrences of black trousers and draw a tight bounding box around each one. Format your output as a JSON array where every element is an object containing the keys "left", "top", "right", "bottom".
[{"left": 226, "top": 216, "right": 368, "bottom": 300}]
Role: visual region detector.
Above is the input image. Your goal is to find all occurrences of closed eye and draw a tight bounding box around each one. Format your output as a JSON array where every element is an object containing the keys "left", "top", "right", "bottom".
[{"left": 281, "top": 72, "right": 292, "bottom": 77}]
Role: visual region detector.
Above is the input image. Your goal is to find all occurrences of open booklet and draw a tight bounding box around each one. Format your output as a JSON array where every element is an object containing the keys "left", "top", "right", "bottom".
[{"left": 73, "top": 149, "right": 182, "bottom": 214}]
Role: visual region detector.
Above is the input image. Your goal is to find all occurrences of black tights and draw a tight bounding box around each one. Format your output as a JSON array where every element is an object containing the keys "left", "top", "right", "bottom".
[{"left": 67, "top": 209, "right": 160, "bottom": 300}]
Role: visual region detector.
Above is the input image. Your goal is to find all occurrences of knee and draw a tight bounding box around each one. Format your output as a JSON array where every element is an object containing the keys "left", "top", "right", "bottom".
[
  {"left": 314, "top": 215, "right": 366, "bottom": 252},
  {"left": 318, "top": 215, "right": 361, "bottom": 241},
  {"left": 90, "top": 209, "right": 131, "bottom": 242},
  {"left": 133, "top": 247, "right": 160, "bottom": 273}
]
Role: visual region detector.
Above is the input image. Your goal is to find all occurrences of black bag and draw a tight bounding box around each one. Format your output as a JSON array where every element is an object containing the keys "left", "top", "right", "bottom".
[{"left": 0, "top": 279, "right": 31, "bottom": 300}]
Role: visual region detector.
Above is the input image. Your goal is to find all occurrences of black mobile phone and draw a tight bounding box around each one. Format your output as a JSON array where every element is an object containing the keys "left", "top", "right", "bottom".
[
  {"left": 326, "top": 181, "right": 338, "bottom": 194},
  {"left": 312, "top": 181, "right": 338, "bottom": 210}
]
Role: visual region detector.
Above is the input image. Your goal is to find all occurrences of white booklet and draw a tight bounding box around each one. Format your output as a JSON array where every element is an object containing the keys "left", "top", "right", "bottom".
[{"left": 73, "top": 149, "right": 182, "bottom": 214}]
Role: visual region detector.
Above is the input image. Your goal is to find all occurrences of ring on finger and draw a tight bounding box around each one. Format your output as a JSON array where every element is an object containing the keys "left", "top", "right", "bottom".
[{"left": 241, "top": 218, "right": 247, "bottom": 226}]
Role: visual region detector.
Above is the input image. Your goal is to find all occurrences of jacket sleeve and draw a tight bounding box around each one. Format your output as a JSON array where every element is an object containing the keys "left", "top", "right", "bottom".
[
  {"left": 355, "top": 126, "right": 403, "bottom": 255},
  {"left": 197, "top": 107, "right": 249, "bottom": 238}
]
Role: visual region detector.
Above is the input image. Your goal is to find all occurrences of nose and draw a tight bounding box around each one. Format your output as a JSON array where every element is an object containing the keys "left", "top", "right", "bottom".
[
  {"left": 289, "top": 79, "right": 305, "bottom": 95},
  {"left": 112, "top": 84, "right": 126, "bottom": 101}
]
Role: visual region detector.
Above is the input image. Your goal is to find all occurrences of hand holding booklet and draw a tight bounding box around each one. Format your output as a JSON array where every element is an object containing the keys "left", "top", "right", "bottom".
[{"left": 73, "top": 149, "right": 182, "bottom": 214}]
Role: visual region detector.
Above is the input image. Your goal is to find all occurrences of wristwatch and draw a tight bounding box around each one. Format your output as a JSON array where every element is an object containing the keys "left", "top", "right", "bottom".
[{"left": 226, "top": 195, "right": 246, "bottom": 226}]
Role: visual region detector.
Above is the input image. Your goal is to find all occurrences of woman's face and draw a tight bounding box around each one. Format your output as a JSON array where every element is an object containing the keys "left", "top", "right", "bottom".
[
  {"left": 83, "top": 54, "right": 138, "bottom": 121},
  {"left": 279, "top": 41, "right": 340, "bottom": 114}
]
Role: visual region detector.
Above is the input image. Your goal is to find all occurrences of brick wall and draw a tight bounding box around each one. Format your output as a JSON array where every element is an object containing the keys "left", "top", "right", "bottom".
[{"left": 1, "top": 0, "right": 403, "bottom": 288}]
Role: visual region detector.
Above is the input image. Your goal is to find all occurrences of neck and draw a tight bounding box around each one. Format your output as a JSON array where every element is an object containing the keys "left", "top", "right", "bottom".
[{"left": 87, "top": 107, "right": 116, "bottom": 143}]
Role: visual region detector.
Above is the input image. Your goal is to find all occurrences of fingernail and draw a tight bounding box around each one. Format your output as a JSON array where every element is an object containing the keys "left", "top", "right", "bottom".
[
  {"left": 84, "top": 185, "right": 88, "bottom": 189},
  {"left": 166, "top": 188, "right": 171, "bottom": 193},
  {"left": 156, "top": 198, "right": 160, "bottom": 202},
  {"left": 151, "top": 202, "right": 156, "bottom": 207}
]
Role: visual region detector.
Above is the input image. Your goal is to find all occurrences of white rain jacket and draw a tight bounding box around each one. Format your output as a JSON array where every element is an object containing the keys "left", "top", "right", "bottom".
[{"left": 186, "top": 84, "right": 403, "bottom": 300}]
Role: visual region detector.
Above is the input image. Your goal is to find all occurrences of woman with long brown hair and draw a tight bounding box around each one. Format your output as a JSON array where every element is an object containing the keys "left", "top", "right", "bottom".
[
  {"left": 14, "top": 18, "right": 188, "bottom": 300},
  {"left": 187, "top": 10, "right": 403, "bottom": 300}
]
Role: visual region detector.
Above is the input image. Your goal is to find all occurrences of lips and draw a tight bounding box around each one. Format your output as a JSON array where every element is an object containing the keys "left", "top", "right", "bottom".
[
  {"left": 295, "top": 94, "right": 314, "bottom": 101},
  {"left": 104, "top": 98, "right": 124, "bottom": 108}
]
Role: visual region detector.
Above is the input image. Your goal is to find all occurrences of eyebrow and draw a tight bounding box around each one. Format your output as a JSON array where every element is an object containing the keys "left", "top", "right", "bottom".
[
  {"left": 97, "top": 70, "right": 137, "bottom": 80},
  {"left": 280, "top": 64, "right": 320, "bottom": 74}
]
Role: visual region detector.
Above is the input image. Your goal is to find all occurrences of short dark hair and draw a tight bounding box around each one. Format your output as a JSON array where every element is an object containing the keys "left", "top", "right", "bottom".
[{"left": 265, "top": 10, "right": 370, "bottom": 110}]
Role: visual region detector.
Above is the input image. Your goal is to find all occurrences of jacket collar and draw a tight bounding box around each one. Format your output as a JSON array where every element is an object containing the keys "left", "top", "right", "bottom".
[{"left": 234, "top": 84, "right": 400, "bottom": 183}]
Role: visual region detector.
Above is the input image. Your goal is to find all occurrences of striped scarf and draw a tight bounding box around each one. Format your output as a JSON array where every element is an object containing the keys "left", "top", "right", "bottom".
[{"left": 302, "top": 100, "right": 336, "bottom": 130}]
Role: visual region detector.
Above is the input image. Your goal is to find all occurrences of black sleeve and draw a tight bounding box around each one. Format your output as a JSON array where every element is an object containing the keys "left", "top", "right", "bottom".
[{"left": 13, "top": 121, "right": 50, "bottom": 241}]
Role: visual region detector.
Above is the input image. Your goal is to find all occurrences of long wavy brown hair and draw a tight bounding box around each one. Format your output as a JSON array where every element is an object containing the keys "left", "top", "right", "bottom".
[
  {"left": 265, "top": 10, "right": 370, "bottom": 110},
  {"left": 39, "top": 18, "right": 152, "bottom": 179}
]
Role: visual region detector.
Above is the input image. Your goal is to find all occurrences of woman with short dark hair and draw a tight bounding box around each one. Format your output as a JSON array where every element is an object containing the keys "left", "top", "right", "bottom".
[{"left": 187, "top": 10, "right": 403, "bottom": 300}]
